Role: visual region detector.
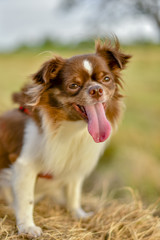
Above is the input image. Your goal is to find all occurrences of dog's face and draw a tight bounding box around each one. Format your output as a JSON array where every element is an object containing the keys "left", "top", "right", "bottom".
[{"left": 29, "top": 39, "right": 131, "bottom": 143}]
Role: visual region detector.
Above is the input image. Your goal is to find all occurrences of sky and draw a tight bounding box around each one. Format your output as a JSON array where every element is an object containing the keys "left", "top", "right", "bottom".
[{"left": 0, "top": 0, "right": 159, "bottom": 52}]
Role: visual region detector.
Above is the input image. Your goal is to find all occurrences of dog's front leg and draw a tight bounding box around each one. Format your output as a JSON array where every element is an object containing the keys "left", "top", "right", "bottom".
[
  {"left": 66, "top": 178, "right": 93, "bottom": 219},
  {"left": 12, "top": 161, "right": 42, "bottom": 237}
]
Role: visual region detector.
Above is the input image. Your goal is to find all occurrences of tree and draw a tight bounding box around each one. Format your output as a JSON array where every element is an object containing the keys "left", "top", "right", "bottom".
[
  {"left": 57, "top": 0, "right": 160, "bottom": 42},
  {"left": 135, "top": 0, "right": 160, "bottom": 39}
]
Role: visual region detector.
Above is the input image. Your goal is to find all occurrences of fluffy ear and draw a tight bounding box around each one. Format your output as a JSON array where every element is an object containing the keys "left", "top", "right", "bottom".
[
  {"left": 96, "top": 37, "right": 131, "bottom": 70},
  {"left": 32, "top": 56, "right": 65, "bottom": 84}
]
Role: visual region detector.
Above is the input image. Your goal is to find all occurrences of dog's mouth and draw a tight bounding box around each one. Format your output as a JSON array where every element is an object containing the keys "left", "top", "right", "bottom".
[
  {"left": 73, "top": 102, "right": 111, "bottom": 143},
  {"left": 73, "top": 104, "right": 88, "bottom": 120}
]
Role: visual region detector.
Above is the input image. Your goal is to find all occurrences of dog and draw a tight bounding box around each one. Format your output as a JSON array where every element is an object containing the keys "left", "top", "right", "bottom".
[{"left": 0, "top": 38, "right": 131, "bottom": 237}]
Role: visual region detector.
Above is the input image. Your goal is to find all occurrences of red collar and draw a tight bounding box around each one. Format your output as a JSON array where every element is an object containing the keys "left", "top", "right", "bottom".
[
  {"left": 19, "top": 106, "right": 30, "bottom": 115},
  {"left": 38, "top": 173, "right": 53, "bottom": 180}
]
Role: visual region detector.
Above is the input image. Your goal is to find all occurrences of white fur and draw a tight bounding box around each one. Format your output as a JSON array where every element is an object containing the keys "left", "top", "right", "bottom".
[
  {"left": 83, "top": 60, "right": 93, "bottom": 75},
  {"left": 1, "top": 115, "right": 108, "bottom": 236},
  {"left": 41, "top": 114, "right": 106, "bottom": 178},
  {"left": 26, "top": 84, "right": 43, "bottom": 106}
]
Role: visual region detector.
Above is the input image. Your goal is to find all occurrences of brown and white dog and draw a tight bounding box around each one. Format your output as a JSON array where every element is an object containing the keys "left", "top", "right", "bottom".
[{"left": 0, "top": 38, "right": 131, "bottom": 237}]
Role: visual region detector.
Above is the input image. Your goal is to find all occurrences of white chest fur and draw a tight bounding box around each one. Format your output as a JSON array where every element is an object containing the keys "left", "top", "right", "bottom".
[
  {"left": 41, "top": 116, "right": 107, "bottom": 179},
  {"left": 21, "top": 117, "right": 108, "bottom": 181}
]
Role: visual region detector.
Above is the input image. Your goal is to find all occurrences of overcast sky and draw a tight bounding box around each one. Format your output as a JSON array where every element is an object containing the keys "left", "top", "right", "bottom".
[{"left": 0, "top": 0, "right": 159, "bottom": 52}]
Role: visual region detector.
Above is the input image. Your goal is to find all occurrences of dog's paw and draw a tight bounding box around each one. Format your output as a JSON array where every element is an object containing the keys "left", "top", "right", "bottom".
[
  {"left": 18, "top": 224, "right": 42, "bottom": 237},
  {"left": 72, "top": 208, "right": 94, "bottom": 219}
]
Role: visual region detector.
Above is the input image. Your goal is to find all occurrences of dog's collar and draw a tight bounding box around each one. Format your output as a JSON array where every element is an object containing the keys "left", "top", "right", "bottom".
[
  {"left": 38, "top": 173, "right": 53, "bottom": 180},
  {"left": 19, "top": 106, "right": 31, "bottom": 115}
]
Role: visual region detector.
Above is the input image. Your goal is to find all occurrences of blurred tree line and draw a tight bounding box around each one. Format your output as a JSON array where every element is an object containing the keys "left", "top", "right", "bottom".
[{"left": 58, "top": 0, "right": 160, "bottom": 41}]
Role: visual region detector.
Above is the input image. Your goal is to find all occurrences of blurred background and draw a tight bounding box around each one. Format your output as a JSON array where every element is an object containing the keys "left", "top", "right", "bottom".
[{"left": 0, "top": 0, "right": 160, "bottom": 203}]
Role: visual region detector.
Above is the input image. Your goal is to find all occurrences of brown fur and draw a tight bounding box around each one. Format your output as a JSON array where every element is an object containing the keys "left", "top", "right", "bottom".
[
  {"left": 0, "top": 109, "right": 28, "bottom": 168},
  {"left": 0, "top": 38, "right": 131, "bottom": 170}
]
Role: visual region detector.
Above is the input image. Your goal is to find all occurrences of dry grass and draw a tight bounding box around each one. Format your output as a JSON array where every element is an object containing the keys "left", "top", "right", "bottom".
[{"left": 0, "top": 190, "right": 160, "bottom": 240}]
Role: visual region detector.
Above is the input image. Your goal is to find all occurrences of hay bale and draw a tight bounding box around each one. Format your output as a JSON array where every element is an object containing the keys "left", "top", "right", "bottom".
[{"left": 0, "top": 191, "right": 160, "bottom": 240}]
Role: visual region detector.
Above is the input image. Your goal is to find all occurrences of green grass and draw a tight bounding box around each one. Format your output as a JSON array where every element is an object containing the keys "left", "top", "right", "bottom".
[{"left": 0, "top": 44, "right": 160, "bottom": 202}]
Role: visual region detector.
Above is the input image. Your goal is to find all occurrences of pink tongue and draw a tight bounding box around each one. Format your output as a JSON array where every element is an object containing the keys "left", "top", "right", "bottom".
[{"left": 85, "top": 103, "right": 111, "bottom": 143}]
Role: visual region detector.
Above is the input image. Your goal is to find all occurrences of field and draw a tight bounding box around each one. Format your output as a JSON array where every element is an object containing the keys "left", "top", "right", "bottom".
[{"left": 0, "top": 43, "right": 160, "bottom": 239}]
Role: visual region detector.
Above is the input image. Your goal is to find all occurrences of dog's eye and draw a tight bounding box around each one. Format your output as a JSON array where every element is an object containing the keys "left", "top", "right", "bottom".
[
  {"left": 104, "top": 76, "right": 110, "bottom": 82},
  {"left": 69, "top": 83, "right": 80, "bottom": 89}
]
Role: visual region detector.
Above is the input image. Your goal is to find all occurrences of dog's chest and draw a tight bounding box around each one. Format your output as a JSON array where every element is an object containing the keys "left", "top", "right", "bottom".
[{"left": 41, "top": 119, "right": 106, "bottom": 178}]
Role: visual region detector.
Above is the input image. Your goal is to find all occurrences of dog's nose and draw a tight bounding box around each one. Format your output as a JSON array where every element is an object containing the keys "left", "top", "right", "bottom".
[{"left": 88, "top": 85, "right": 103, "bottom": 98}]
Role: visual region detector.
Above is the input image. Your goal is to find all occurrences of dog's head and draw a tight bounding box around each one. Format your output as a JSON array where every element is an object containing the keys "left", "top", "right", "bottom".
[{"left": 15, "top": 38, "right": 131, "bottom": 143}]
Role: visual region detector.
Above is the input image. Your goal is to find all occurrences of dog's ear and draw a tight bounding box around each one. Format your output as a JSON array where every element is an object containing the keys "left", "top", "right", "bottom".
[
  {"left": 32, "top": 56, "right": 65, "bottom": 84},
  {"left": 96, "top": 37, "right": 131, "bottom": 70}
]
